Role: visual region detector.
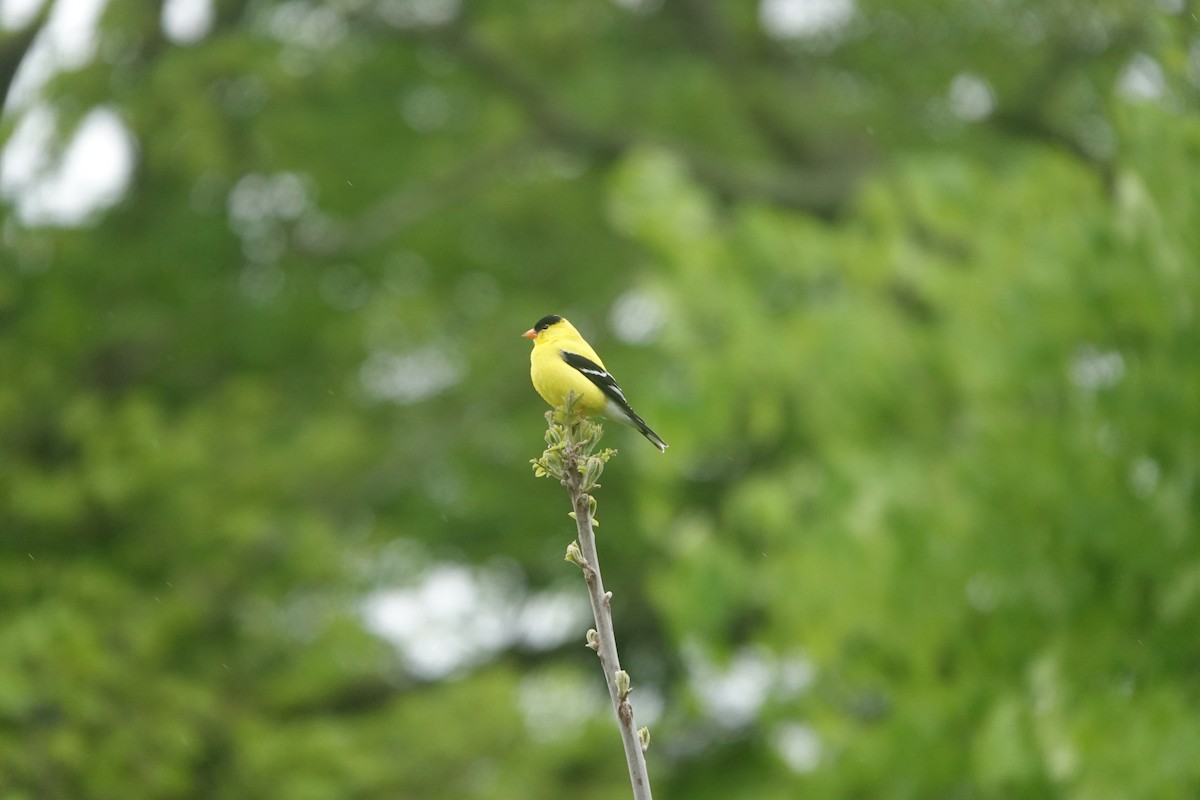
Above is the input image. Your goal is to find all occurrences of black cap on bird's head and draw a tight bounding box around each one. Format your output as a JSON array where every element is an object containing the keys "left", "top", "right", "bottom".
[{"left": 522, "top": 314, "right": 563, "bottom": 339}]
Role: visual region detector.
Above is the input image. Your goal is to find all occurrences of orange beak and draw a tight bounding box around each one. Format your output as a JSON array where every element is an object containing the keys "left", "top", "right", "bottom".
[{"left": 521, "top": 328, "right": 537, "bottom": 339}]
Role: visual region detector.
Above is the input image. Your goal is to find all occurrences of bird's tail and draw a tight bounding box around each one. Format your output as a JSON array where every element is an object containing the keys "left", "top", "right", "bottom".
[
  {"left": 603, "top": 398, "right": 668, "bottom": 452},
  {"left": 630, "top": 414, "right": 668, "bottom": 453},
  {"left": 639, "top": 423, "right": 669, "bottom": 453}
]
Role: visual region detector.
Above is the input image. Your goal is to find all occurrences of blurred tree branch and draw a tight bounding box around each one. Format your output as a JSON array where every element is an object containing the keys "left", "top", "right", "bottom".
[
  {"left": 354, "top": 136, "right": 540, "bottom": 249},
  {"left": 990, "top": 20, "right": 1150, "bottom": 188},
  {"left": 427, "top": 22, "right": 852, "bottom": 217},
  {"left": 668, "top": 0, "right": 829, "bottom": 167},
  {"left": 0, "top": 1, "right": 50, "bottom": 111}
]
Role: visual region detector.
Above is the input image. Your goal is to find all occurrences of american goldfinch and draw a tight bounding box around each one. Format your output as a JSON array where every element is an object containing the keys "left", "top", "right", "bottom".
[{"left": 523, "top": 315, "right": 668, "bottom": 452}]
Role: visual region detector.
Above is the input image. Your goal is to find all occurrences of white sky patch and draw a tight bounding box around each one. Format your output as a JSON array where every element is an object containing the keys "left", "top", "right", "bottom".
[
  {"left": 363, "top": 563, "right": 591, "bottom": 680},
  {"left": 228, "top": 171, "right": 311, "bottom": 224},
  {"left": 948, "top": 72, "right": 995, "bottom": 121},
  {"left": 225, "top": 172, "right": 313, "bottom": 266},
  {"left": 759, "top": 0, "right": 855, "bottom": 39},
  {"left": 686, "top": 643, "right": 816, "bottom": 728},
  {"left": 772, "top": 721, "right": 822, "bottom": 773},
  {"left": 363, "top": 564, "right": 510, "bottom": 679},
  {"left": 1, "top": 0, "right": 137, "bottom": 227},
  {"left": 1118, "top": 53, "right": 1166, "bottom": 101},
  {"left": 514, "top": 589, "right": 591, "bottom": 650},
  {"left": 1128, "top": 456, "right": 1160, "bottom": 499},
  {"left": 1, "top": 0, "right": 45, "bottom": 29},
  {"left": 266, "top": 1, "right": 347, "bottom": 50},
  {"left": 0, "top": 103, "right": 53, "bottom": 186},
  {"left": 1, "top": 105, "right": 136, "bottom": 225},
  {"left": 376, "top": 0, "right": 461, "bottom": 28},
  {"left": 693, "top": 648, "right": 773, "bottom": 726},
  {"left": 1069, "top": 345, "right": 1125, "bottom": 391},
  {"left": 360, "top": 345, "right": 466, "bottom": 404},
  {"left": 161, "top": 0, "right": 213, "bottom": 44},
  {"left": 4, "top": 0, "right": 109, "bottom": 110},
  {"left": 608, "top": 0, "right": 662, "bottom": 13},
  {"left": 610, "top": 289, "right": 665, "bottom": 345},
  {"left": 518, "top": 668, "right": 607, "bottom": 741}
]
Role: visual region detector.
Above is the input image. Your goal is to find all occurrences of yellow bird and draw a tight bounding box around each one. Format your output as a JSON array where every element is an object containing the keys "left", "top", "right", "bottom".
[{"left": 523, "top": 315, "right": 668, "bottom": 452}]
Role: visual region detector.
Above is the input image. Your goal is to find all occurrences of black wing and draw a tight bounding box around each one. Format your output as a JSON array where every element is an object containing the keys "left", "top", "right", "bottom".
[
  {"left": 561, "top": 350, "right": 669, "bottom": 451},
  {"left": 561, "top": 350, "right": 630, "bottom": 410}
]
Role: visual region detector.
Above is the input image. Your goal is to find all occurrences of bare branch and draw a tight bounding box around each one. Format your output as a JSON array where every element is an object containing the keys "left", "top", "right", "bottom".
[{"left": 533, "top": 398, "right": 653, "bottom": 800}]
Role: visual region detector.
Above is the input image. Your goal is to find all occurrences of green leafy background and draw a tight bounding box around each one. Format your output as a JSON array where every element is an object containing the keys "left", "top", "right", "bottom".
[{"left": 2, "top": 1, "right": 1198, "bottom": 797}]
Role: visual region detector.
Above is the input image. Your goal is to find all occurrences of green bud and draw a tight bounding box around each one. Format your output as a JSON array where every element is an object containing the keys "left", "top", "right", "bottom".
[
  {"left": 615, "top": 669, "right": 631, "bottom": 700},
  {"left": 581, "top": 455, "right": 606, "bottom": 489},
  {"left": 564, "top": 541, "right": 586, "bottom": 568},
  {"left": 638, "top": 727, "right": 650, "bottom": 751},
  {"left": 585, "top": 629, "right": 600, "bottom": 651}
]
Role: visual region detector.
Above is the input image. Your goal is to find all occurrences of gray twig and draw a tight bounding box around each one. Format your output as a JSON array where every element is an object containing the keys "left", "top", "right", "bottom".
[{"left": 532, "top": 395, "right": 653, "bottom": 800}]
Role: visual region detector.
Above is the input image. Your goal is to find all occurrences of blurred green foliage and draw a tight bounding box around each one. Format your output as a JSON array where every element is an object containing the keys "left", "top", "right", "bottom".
[{"left": 2, "top": 0, "right": 1198, "bottom": 797}]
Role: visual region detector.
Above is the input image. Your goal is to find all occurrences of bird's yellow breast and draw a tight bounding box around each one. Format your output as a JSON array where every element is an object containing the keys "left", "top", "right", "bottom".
[{"left": 530, "top": 341, "right": 608, "bottom": 415}]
